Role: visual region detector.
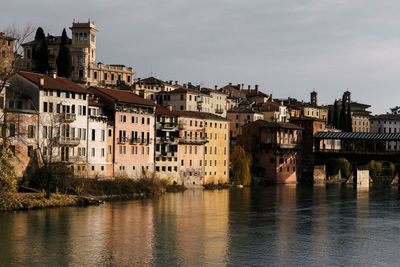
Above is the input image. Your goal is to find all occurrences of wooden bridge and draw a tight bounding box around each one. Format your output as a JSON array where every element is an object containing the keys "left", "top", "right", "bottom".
[{"left": 312, "top": 131, "right": 400, "bottom": 187}]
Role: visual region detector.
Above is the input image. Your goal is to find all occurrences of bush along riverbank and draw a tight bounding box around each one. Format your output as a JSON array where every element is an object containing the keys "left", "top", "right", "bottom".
[{"left": 0, "top": 162, "right": 187, "bottom": 212}]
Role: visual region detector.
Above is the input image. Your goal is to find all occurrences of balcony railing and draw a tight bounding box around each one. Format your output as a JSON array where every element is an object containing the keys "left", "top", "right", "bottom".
[
  {"left": 156, "top": 121, "right": 178, "bottom": 129},
  {"left": 178, "top": 137, "right": 208, "bottom": 144},
  {"left": 130, "top": 138, "right": 140, "bottom": 144},
  {"left": 215, "top": 108, "right": 224, "bottom": 114},
  {"left": 117, "top": 137, "right": 127, "bottom": 144},
  {"left": 59, "top": 113, "right": 76, "bottom": 122},
  {"left": 159, "top": 151, "right": 176, "bottom": 157},
  {"left": 58, "top": 137, "right": 80, "bottom": 146}
]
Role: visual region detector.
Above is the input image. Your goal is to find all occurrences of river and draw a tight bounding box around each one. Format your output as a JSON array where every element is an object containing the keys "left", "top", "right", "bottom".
[{"left": 1, "top": 185, "right": 400, "bottom": 266}]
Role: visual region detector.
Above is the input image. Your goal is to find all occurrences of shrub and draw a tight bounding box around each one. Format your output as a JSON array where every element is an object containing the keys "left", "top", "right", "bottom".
[
  {"left": 338, "top": 158, "right": 351, "bottom": 178},
  {"left": 0, "top": 146, "right": 17, "bottom": 193},
  {"left": 326, "top": 158, "right": 340, "bottom": 176}
]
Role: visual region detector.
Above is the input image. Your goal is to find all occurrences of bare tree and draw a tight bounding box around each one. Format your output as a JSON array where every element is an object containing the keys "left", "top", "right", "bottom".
[{"left": 0, "top": 23, "right": 35, "bottom": 94}]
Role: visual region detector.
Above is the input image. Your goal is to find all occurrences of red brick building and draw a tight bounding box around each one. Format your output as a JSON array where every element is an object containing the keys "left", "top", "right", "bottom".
[{"left": 238, "top": 120, "right": 302, "bottom": 183}]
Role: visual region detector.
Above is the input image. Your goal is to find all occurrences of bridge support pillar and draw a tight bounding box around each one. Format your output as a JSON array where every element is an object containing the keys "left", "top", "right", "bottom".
[
  {"left": 354, "top": 165, "right": 370, "bottom": 189},
  {"left": 313, "top": 165, "right": 326, "bottom": 184}
]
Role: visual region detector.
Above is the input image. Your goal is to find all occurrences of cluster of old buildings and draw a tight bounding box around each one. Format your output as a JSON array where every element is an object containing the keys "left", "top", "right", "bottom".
[{"left": 1, "top": 19, "right": 398, "bottom": 185}]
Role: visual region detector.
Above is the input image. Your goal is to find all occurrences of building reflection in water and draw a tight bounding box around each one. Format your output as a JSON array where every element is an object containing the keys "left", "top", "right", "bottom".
[
  {"left": 103, "top": 200, "right": 155, "bottom": 266},
  {"left": 153, "top": 189, "right": 230, "bottom": 266}
]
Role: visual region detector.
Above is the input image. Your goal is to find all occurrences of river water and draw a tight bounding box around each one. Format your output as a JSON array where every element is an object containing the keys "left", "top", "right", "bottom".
[{"left": 1, "top": 185, "right": 400, "bottom": 266}]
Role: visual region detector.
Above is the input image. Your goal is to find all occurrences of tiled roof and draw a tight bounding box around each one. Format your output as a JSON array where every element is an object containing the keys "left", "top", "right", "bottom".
[
  {"left": 200, "top": 88, "right": 227, "bottom": 95},
  {"left": 90, "top": 86, "right": 155, "bottom": 106},
  {"left": 228, "top": 107, "right": 262, "bottom": 114},
  {"left": 256, "top": 102, "right": 280, "bottom": 112},
  {"left": 18, "top": 71, "right": 88, "bottom": 94},
  {"left": 155, "top": 106, "right": 178, "bottom": 116},
  {"left": 243, "top": 119, "right": 303, "bottom": 130},
  {"left": 167, "top": 87, "right": 208, "bottom": 95},
  {"left": 22, "top": 35, "right": 72, "bottom": 46},
  {"left": 315, "top": 131, "right": 400, "bottom": 141},
  {"left": 370, "top": 114, "right": 400, "bottom": 120},
  {"left": 156, "top": 106, "right": 228, "bottom": 121}
]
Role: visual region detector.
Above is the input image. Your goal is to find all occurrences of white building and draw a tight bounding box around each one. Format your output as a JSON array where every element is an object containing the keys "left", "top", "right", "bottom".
[
  {"left": 9, "top": 71, "right": 89, "bottom": 172},
  {"left": 87, "top": 98, "right": 111, "bottom": 177}
]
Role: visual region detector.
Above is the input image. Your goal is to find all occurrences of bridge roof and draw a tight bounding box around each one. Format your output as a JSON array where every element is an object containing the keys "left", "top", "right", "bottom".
[{"left": 314, "top": 131, "right": 400, "bottom": 141}]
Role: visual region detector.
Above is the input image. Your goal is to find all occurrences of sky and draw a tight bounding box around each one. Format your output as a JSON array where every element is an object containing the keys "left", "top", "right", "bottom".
[{"left": 2, "top": 0, "right": 400, "bottom": 114}]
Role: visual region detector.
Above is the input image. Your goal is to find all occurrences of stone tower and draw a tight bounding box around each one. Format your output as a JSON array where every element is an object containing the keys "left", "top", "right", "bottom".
[
  {"left": 69, "top": 19, "right": 98, "bottom": 82},
  {"left": 343, "top": 91, "right": 351, "bottom": 104},
  {"left": 310, "top": 91, "right": 318, "bottom": 106}
]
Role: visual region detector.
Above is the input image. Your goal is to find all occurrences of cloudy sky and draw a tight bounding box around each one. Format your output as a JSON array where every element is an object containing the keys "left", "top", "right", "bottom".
[{"left": 2, "top": 0, "right": 400, "bottom": 114}]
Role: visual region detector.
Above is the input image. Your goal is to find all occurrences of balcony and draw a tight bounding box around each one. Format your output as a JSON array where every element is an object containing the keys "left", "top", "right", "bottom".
[
  {"left": 178, "top": 122, "right": 186, "bottom": 130},
  {"left": 59, "top": 113, "right": 76, "bottom": 122},
  {"left": 215, "top": 108, "right": 224, "bottom": 114},
  {"left": 130, "top": 138, "right": 140, "bottom": 144},
  {"left": 117, "top": 137, "right": 127, "bottom": 144},
  {"left": 58, "top": 137, "right": 80, "bottom": 146},
  {"left": 159, "top": 151, "right": 176, "bottom": 157},
  {"left": 179, "top": 137, "right": 208, "bottom": 144},
  {"left": 158, "top": 136, "right": 179, "bottom": 144},
  {"left": 156, "top": 121, "right": 178, "bottom": 130}
]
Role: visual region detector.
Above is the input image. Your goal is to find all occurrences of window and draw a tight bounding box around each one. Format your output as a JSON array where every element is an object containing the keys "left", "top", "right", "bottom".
[
  {"left": 101, "top": 148, "right": 105, "bottom": 157},
  {"left": 147, "top": 118, "right": 150, "bottom": 124},
  {"left": 101, "top": 130, "right": 105, "bottom": 141},
  {"left": 94, "top": 72, "right": 97, "bottom": 79},
  {"left": 92, "top": 129, "right": 96, "bottom": 141},
  {"left": 92, "top": 148, "right": 95, "bottom": 157},
  {"left": 108, "top": 145, "right": 112, "bottom": 154},
  {"left": 43, "top": 126, "right": 48, "bottom": 138},
  {"left": 43, "top": 102, "right": 48, "bottom": 112},
  {"left": 28, "top": 125, "right": 35, "bottom": 138},
  {"left": 111, "top": 74, "right": 114, "bottom": 80},
  {"left": 108, "top": 129, "right": 112, "bottom": 137},
  {"left": 27, "top": 146, "right": 33, "bottom": 157}
]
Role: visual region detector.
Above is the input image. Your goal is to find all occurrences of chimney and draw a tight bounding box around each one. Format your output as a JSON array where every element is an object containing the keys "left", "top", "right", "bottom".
[
  {"left": 39, "top": 77, "right": 44, "bottom": 87},
  {"left": 214, "top": 85, "right": 218, "bottom": 90},
  {"left": 248, "top": 85, "right": 251, "bottom": 90},
  {"left": 167, "top": 105, "right": 172, "bottom": 111},
  {"left": 229, "top": 82, "right": 232, "bottom": 86},
  {"left": 183, "top": 83, "right": 187, "bottom": 88},
  {"left": 237, "top": 84, "right": 241, "bottom": 90},
  {"left": 255, "top": 84, "right": 259, "bottom": 93},
  {"left": 175, "top": 81, "right": 178, "bottom": 85},
  {"left": 169, "top": 80, "right": 172, "bottom": 85},
  {"left": 51, "top": 71, "right": 57, "bottom": 79},
  {"left": 188, "top": 82, "right": 192, "bottom": 87}
]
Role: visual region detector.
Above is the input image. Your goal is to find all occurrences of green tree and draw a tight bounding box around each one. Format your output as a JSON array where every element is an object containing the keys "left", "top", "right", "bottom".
[
  {"left": 338, "top": 158, "right": 351, "bottom": 178},
  {"left": 333, "top": 100, "right": 339, "bottom": 129},
  {"left": 56, "top": 28, "right": 72, "bottom": 78},
  {"left": 32, "top": 27, "right": 49, "bottom": 74},
  {"left": 346, "top": 102, "right": 352, "bottom": 132},
  {"left": 0, "top": 146, "right": 17, "bottom": 193},
  {"left": 230, "top": 146, "right": 251, "bottom": 185}
]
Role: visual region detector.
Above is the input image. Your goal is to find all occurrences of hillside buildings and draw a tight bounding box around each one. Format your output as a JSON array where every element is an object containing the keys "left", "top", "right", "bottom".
[{"left": 22, "top": 20, "right": 134, "bottom": 87}]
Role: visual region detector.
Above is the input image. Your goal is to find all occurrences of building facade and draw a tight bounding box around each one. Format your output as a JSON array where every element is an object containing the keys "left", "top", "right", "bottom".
[
  {"left": 238, "top": 120, "right": 302, "bottom": 183},
  {"left": 90, "top": 86, "right": 156, "bottom": 178}
]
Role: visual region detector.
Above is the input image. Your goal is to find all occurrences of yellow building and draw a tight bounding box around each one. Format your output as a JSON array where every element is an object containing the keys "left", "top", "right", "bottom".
[{"left": 204, "top": 117, "right": 230, "bottom": 184}]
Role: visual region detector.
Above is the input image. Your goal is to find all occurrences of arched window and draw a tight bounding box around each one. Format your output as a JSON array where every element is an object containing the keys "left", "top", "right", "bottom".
[
  {"left": 75, "top": 33, "right": 78, "bottom": 41},
  {"left": 79, "top": 33, "right": 83, "bottom": 41},
  {"left": 84, "top": 33, "right": 87, "bottom": 41}
]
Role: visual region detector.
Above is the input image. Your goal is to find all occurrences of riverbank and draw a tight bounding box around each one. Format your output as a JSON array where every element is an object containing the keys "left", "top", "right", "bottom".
[
  {"left": 0, "top": 192, "right": 79, "bottom": 212},
  {"left": 1, "top": 178, "right": 187, "bottom": 212}
]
